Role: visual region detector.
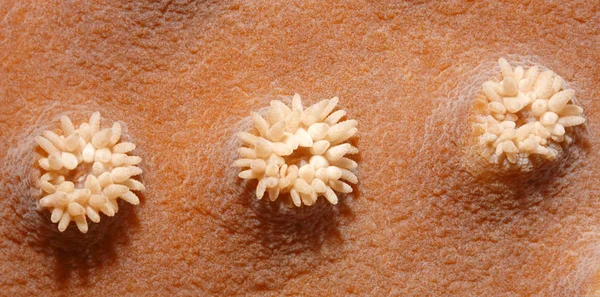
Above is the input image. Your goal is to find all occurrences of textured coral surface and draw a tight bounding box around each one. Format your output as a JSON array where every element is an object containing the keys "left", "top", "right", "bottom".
[{"left": 1, "top": 1, "right": 599, "bottom": 296}]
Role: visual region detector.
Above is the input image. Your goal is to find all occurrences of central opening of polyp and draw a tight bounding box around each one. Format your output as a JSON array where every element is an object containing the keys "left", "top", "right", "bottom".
[
  {"left": 65, "top": 162, "right": 94, "bottom": 188},
  {"left": 284, "top": 147, "right": 313, "bottom": 167},
  {"left": 514, "top": 109, "right": 535, "bottom": 127}
]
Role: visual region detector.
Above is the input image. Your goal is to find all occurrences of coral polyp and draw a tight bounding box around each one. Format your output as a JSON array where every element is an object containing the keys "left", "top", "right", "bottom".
[
  {"left": 36, "top": 112, "right": 144, "bottom": 233},
  {"left": 473, "top": 58, "right": 585, "bottom": 166},
  {"left": 234, "top": 94, "right": 359, "bottom": 207}
]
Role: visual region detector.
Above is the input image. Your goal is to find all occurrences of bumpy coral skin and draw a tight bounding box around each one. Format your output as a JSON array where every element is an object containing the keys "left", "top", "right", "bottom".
[
  {"left": 234, "top": 94, "right": 359, "bottom": 207},
  {"left": 35, "top": 112, "right": 144, "bottom": 233},
  {"left": 474, "top": 58, "right": 585, "bottom": 165}
]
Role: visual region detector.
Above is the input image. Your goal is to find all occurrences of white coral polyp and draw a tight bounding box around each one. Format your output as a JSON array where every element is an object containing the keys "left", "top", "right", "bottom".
[
  {"left": 234, "top": 94, "right": 359, "bottom": 207},
  {"left": 475, "top": 58, "right": 585, "bottom": 165},
  {"left": 36, "top": 112, "right": 144, "bottom": 233}
]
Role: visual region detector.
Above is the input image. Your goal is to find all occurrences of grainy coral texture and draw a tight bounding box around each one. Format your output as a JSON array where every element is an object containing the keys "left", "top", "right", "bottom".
[{"left": 1, "top": 1, "right": 599, "bottom": 296}]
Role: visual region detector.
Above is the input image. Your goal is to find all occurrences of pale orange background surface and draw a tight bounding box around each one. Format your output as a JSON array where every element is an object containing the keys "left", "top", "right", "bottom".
[{"left": 1, "top": 1, "right": 600, "bottom": 296}]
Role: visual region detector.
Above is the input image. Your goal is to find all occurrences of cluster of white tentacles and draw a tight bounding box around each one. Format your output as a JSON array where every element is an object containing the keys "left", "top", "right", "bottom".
[
  {"left": 36, "top": 112, "right": 144, "bottom": 233},
  {"left": 476, "top": 58, "right": 585, "bottom": 164},
  {"left": 234, "top": 94, "right": 359, "bottom": 207}
]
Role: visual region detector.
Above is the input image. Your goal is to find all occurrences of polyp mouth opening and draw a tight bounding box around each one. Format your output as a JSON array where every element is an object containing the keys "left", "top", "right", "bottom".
[{"left": 64, "top": 162, "right": 93, "bottom": 188}]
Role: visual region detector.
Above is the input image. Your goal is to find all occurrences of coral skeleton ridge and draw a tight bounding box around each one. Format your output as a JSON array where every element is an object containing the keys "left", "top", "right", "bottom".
[
  {"left": 234, "top": 94, "right": 359, "bottom": 207},
  {"left": 35, "top": 112, "right": 144, "bottom": 233},
  {"left": 474, "top": 58, "right": 585, "bottom": 165}
]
